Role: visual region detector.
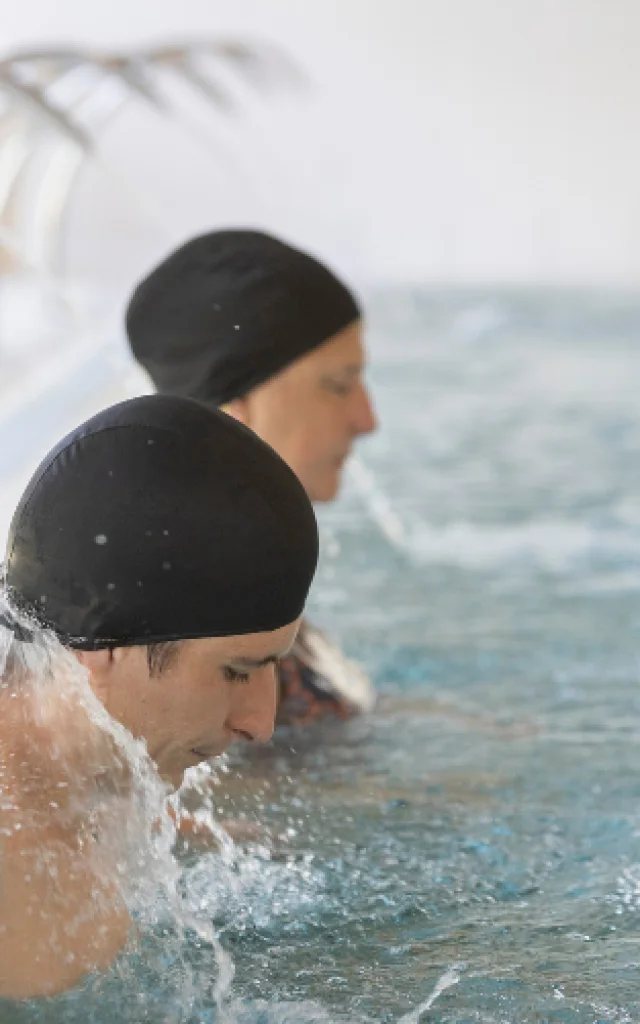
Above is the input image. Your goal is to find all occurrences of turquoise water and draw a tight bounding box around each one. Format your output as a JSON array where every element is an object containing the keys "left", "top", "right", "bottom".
[{"left": 4, "top": 290, "right": 640, "bottom": 1021}]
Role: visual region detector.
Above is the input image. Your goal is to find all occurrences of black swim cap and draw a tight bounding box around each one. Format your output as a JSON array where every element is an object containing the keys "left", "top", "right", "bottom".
[
  {"left": 125, "top": 229, "right": 360, "bottom": 406},
  {"left": 4, "top": 396, "right": 318, "bottom": 649}
]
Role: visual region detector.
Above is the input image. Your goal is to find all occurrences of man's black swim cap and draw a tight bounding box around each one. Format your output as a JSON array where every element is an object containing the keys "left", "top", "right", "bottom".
[
  {"left": 4, "top": 396, "right": 318, "bottom": 649},
  {"left": 125, "top": 229, "right": 360, "bottom": 406}
]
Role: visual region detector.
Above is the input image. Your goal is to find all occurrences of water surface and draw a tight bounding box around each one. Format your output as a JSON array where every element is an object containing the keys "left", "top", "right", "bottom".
[{"left": 3, "top": 288, "right": 640, "bottom": 1022}]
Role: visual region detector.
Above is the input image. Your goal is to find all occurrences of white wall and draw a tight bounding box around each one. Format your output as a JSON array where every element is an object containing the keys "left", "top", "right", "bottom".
[{"left": 3, "top": 0, "right": 640, "bottom": 288}]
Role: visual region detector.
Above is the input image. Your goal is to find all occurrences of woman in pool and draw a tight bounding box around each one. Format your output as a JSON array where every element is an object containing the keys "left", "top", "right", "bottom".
[
  {"left": 0, "top": 394, "right": 318, "bottom": 998},
  {"left": 126, "top": 229, "right": 378, "bottom": 724}
]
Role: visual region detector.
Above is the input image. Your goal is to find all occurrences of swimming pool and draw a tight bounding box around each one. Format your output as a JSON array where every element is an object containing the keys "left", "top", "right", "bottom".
[{"left": 3, "top": 288, "right": 640, "bottom": 1022}]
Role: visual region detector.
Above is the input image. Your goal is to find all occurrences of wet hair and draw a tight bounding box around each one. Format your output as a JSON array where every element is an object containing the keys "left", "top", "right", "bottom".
[
  {"left": 146, "top": 640, "right": 182, "bottom": 677},
  {"left": 125, "top": 229, "right": 360, "bottom": 406}
]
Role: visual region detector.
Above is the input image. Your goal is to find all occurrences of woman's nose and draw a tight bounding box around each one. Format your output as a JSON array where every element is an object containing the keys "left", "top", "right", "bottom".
[{"left": 352, "top": 382, "right": 377, "bottom": 437}]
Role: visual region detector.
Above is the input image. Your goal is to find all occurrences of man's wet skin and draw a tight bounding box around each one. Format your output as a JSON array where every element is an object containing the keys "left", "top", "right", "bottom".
[{"left": 0, "top": 394, "right": 319, "bottom": 998}]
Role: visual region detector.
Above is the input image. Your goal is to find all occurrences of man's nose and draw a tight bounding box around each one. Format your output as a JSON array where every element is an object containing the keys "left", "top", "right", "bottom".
[
  {"left": 352, "top": 382, "right": 377, "bottom": 437},
  {"left": 227, "top": 665, "right": 278, "bottom": 744}
]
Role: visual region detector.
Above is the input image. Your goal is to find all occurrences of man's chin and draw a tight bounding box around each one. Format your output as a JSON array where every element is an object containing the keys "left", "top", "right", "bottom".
[
  {"left": 190, "top": 742, "right": 228, "bottom": 761},
  {"left": 310, "top": 469, "right": 342, "bottom": 503},
  {"left": 158, "top": 749, "right": 224, "bottom": 789}
]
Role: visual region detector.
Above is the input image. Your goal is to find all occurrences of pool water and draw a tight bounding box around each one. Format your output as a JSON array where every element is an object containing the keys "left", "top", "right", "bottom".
[{"left": 3, "top": 289, "right": 640, "bottom": 1022}]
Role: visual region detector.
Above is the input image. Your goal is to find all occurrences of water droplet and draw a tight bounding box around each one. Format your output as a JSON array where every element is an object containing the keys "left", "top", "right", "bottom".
[
  {"left": 147, "top": 439, "right": 155, "bottom": 446},
  {"left": 213, "top": 303, "right": 221, "bottom": 311},
  {"left": 163, "top": 529, "right": 169, "bottom": 537},
  {"left": 136, "top": 580, "right": 143, "bottom": 588},
  {"left": 107, "top": 583, "right": 116, "bottom": 591},
  {"left": 95, "top": 534, "right": 108, "bottom": 545},
  {"left": 162, "top": 561, "right": 172, "bottom": 571},
  {"left": 234, "top": 324, "right": 240, "bottom": 330}
]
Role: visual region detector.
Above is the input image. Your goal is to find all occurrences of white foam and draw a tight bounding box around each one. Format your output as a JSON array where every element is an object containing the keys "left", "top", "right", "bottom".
[
  {"left": 348, "top": 455, "right": 640, "bottom": 573},
  {"left": 409, "top": 518, "right": 640, "bottom": 572}
]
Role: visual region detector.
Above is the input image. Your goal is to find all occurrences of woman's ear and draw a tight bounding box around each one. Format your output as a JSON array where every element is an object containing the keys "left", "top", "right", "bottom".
[{"left": 220, "top": 397, "right": 251, "bottom": 426}]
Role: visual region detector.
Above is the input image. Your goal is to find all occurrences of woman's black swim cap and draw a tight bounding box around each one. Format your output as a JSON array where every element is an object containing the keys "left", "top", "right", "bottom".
[
  {"left": 4, "top": 395, "right": 318, "bottom": 649},
  {"left": 125, "top": 229, "right": 360, "bottom": 406}
]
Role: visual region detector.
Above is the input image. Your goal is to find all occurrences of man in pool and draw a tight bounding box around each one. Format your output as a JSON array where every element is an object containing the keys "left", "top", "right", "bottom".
[
  {"left": 0, "top": 394, "right": 318, "bottom": 998},
  {"left": 126, "top": 229, "right": 378, "bottom": 724}
]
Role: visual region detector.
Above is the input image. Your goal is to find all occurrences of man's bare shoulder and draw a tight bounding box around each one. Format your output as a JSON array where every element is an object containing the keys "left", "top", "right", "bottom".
[{"left": 0, "top": 827, "right": 130, "bottom": 1000}]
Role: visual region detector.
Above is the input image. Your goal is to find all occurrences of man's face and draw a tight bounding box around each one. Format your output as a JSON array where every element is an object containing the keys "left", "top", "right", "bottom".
[
  {"left": 78, "top": 620, "right": 299, "bottom": 787},
  {"left": 228, "top": 321, "right": 377, "bottom": 502}
]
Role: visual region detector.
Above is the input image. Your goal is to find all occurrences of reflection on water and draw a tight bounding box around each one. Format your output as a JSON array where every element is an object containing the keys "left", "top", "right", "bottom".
[{"left": 3, "top": 289, "right": 640, "bottom": 1021}]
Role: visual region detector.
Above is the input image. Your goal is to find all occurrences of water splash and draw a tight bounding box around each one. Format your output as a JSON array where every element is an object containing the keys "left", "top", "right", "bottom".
[
  {"left": 396, "top": 965, "right": 463, "bottom": 1024},
  {"left": 0, "top": 592, "right": 232, "bottom": 1016},
  {"left": 347, "top": 453, "right": 640, "bottom": 574}
]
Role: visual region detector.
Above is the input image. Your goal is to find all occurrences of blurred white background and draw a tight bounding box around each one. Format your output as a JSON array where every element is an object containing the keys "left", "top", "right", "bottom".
[
  {"left": 3, "top": 0, "right": 640, "bottom": 289},
  {"left": 2, "top": 0, "right": 639, "bottom": 540}
]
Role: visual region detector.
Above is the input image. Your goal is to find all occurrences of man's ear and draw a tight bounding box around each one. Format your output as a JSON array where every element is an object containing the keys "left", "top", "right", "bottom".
[{"left": 220, "top": 397, "right": 251, "bottom": 426}]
